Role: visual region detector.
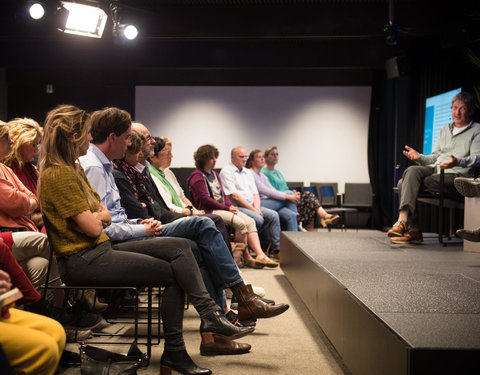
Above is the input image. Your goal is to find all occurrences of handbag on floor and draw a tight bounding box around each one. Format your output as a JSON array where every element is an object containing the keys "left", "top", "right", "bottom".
[
  {"left": 231, "top": 242, "right": 247, "bottom": 268},
  {"left": 80, "top": 343, "right": 145, "bottom": 375}
]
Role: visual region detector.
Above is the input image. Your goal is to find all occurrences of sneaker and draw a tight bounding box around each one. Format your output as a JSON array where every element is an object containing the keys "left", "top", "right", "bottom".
[
  {"left": 390, "top": 228, "right": 423, "bottom": 244},
  {"left": 454, "top": 177, "right": 480, "bottom": 197},
  {"left": 298, "top": 222, "right": 307, "bottom": 232},
  {"left": 53, "top": 307, "right": 103, "bottom": 330},
  {"left": 65, "top": 329, "right": 92, "bottom": 343},
  {"left": 387, "top": 221, "right": 407, "bottom": 237},
  {"left": 252, "top": 285, "right": 265, "bottom": 298},
  {"left": 456, "top": 228, "right": 480, "bottom": 242}
]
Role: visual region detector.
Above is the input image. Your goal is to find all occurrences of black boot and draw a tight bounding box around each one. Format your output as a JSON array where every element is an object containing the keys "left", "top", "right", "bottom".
[
  {"left": 200, "top": 310, "right": 254, "bottom": 340},
  {"left": 160, "top": 349, "right": 211, "bottom": 375}
]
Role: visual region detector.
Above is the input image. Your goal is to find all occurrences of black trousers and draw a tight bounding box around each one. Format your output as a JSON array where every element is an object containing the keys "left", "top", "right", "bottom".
[{"left": 58, "top": 237, "right": 219, "bottom": 350}]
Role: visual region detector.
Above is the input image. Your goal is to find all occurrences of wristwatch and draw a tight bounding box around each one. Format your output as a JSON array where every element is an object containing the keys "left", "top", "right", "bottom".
[{"left": 187, "top": 206, "right": 193, "bottom": 215}]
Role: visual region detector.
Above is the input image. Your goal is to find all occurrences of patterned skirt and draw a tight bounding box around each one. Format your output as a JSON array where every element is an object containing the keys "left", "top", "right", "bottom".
[{"left": 297, "top": 191, "right": 320, "bottom": 226}]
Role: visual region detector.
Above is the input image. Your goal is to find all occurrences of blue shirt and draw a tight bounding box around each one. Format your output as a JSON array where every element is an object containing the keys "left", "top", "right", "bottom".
[{"left": 79, "top": 144, "right": 146, "bottom": 241}]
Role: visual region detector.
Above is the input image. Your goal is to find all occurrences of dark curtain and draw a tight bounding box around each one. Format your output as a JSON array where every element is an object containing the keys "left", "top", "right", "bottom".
[{"left": 367, "top": 70, "right": 394, "bottom": 230}]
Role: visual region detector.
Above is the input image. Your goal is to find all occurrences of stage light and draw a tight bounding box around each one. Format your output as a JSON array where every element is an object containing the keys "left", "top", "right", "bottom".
[
  {"left": 112, "top": 23, "right": 139, "bottom": 44},
  {"left": 57, "top": 1, "right": 108, "bottom": 38},
  {"left": 123, "top": 25, "right": 138, "bottom": 40},
  {"left": 29, "top": 3, "right": 45, "bottom": 20}
]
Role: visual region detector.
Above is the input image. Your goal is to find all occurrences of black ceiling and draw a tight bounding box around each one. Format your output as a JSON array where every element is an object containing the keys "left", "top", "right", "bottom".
[{"left": 1, "top": 0, "right": 479, "bottom": 71}]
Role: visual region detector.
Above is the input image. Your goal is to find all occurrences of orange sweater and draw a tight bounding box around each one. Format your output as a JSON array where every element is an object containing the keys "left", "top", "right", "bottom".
[{"left": 0, "top": 163, "right": 38, "bottom": 232}]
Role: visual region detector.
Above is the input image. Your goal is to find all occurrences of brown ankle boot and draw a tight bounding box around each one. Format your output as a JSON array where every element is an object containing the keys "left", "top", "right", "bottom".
[{"left": 233, "top": 284, "right": 289, "bottom": 325}]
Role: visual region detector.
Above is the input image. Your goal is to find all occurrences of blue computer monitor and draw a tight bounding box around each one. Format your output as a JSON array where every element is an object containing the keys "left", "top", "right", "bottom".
[{"left": 423, "top": 88, "right": 461, "bottom": 154}]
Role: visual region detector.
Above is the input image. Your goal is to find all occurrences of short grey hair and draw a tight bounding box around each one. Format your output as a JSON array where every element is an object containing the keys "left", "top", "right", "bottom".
[{"left": 451, "top": 91, "right": 475, "bottom": 114}]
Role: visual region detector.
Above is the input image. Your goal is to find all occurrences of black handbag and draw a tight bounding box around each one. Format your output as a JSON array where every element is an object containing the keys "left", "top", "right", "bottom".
[{"left": 80, "top": 343, "right": 146, "bottom": 375}]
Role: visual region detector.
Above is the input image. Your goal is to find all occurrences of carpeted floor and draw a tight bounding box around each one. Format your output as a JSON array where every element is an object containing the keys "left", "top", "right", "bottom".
[{"left": 59, "top": 265, "right": 348, "bottom": 374}]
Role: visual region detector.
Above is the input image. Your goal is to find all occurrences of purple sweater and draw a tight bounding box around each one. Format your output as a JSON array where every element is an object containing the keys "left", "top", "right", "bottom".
[
  {"left": 251, "top": 169, "right": 286, "bottom": 200},
  {"left": 187, "top": 169, "right": 233, "bottom": 213}
]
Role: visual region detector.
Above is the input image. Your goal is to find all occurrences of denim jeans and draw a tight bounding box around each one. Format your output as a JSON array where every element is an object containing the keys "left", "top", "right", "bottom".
[
  {"left": 238, "top": 207, "right": 281, "bottom": 251},
  {"left": 160, "top": 216, "right": 243, "bottom": 291},
  {"left": 261, "top": 198, "right": 298, "bottom": 231},
  {"left": 58, "top": 237, "right": 219, "bottom": 350}
]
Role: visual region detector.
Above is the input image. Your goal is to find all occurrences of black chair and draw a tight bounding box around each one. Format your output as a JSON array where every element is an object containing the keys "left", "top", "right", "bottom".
[
  {"left": 342, "top": 183, "right": 373, "bottom": 229},
  {"left": 415, "top": 169, "right": 464, "bottom": 245},
  {"left": 169, "top": 167, "right": 196, "bottom": 193},
  {"left": 286, "top": 181, "right": 304, "bottom": 192},
  {"left": 39, "top": 213, "right": 159, "bottom": 361},
  {"left": 311, "top": 182, "right": 354, "bottom": 230}
]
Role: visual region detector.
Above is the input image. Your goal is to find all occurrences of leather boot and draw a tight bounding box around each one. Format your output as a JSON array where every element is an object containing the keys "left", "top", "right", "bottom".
[
  {"left": 160, "top": 349, "right": 211, "bottom": 375},
  {"left": 233, "top": 284, "right": 289, "bottom": 325},
  {"left": 200, "top": 334, "right": 251, "bottom": 356},
  {"left": 200, "top": 310, "right": 254, "bottom": 340}
]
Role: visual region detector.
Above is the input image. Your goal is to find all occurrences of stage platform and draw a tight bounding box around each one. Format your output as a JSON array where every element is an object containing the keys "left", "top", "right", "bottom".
[{"left": 280, "top": 230, "right": 480, "bottom": 375}]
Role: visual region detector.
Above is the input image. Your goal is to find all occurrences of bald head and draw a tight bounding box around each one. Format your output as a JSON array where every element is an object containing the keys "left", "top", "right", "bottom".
[
  {"left": 132, "top": 122, "right": 148, "bottom": 137},
  {"left": 132, "top": 121, "right": 155, "bottom": 160},
  {"left": 231, "top": 146, "right": 247, "bottom": 169}
]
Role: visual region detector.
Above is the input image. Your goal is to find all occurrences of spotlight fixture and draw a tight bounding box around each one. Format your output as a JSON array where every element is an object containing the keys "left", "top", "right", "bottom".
[
  {"left": 57, "top": 1, "right": 108, "bottom": 38},
  {"left": 28, "top": 2, "right": 45, "bottom": 20},
  {"left": 111, "top": 1, "right": 138, "bottom": 44},
  {"left": 113, "top": 23, "right": 138, "bottom": 43}
]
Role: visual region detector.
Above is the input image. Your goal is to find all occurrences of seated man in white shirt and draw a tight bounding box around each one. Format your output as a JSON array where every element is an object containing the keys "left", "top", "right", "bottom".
[{"left": 220, "top": 146, "right": 280, "bottom": 266}]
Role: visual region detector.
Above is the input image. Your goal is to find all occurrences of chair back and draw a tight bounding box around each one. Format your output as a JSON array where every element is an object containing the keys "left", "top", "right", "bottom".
[
  {"left": 310, "top": 182, "right": 339, "bottom": 207},
  {"left": 286, "top": 181, "right": 304, "bottom": 192},
  {"left": 39, "top": 212, "right": 59, "bottom": 300},
  {"left": 303, "top": 186, "right": 318, "bottom": 198},
  {"left": 343, "top": 183, "right": 373, "bottom": 208}
]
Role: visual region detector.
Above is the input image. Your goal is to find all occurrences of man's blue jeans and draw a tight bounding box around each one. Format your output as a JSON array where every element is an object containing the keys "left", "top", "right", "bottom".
[
  {"left": 261, "top": 198, "right": 298, "bottom": 231},
  {"left": 238, "top": 207, "right": 281, "bottom": 252},
  {"left": 160, "top": 216, "right": 243, "bottom": 306}
]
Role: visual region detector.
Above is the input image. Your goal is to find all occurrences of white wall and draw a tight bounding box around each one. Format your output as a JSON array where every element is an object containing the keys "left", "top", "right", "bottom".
[{"left": 135, "top": 86, "right": 371, "bottom": 193}]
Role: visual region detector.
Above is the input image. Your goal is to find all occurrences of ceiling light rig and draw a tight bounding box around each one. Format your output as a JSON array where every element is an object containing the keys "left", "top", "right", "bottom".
[
  {"left": 56, "top": 1, "right": 108, "bottom": 38},
  {"left": 25, "top": 1, "right": 139, "bottom": 42}
]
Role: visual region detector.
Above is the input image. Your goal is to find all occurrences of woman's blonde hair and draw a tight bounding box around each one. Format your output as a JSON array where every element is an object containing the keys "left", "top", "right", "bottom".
[
  {"left": 264, "top": 146, "right": 278, "bottom": 159},
  {"left": 0, "top": 120, "right": 9, "bottom": 139},
  {"left": 160, "top": 136, "right": 171, "bottom": 146},
  {"left": 39, "top": 104, "right": 98, "bottom": 210},
  {"left": 3, "top": 118, "right": 43, "bottom": 169}
]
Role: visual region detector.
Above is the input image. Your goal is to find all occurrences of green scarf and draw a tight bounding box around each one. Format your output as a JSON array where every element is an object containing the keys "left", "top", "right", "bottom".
[{"left": 149, "top": 165, "right": 183, "bottom": 208}]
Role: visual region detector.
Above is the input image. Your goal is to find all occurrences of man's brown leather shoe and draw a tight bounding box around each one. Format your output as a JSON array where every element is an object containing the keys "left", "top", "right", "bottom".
[
  {"left": 233, "top": 284, "right": 289, "bottom": 325},
  {"left": 387, "top": 221, "right": 407, "bottom": 237},
  {"left": 200, "top": 336, "right": 251, "bottom": 356},
  {"left": 390, "top": 227, "right": 423, "bottom": 244}
]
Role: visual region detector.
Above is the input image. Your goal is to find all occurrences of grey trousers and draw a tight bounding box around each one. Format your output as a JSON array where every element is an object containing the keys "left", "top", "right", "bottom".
[{"left": 398, "top": 165, "right": 459, "bottom": 216}]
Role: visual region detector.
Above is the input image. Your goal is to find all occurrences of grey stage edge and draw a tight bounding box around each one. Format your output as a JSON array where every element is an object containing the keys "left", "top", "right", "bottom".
[{"left": 280, "top": 230, "right": 480, "bottom": 375}]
